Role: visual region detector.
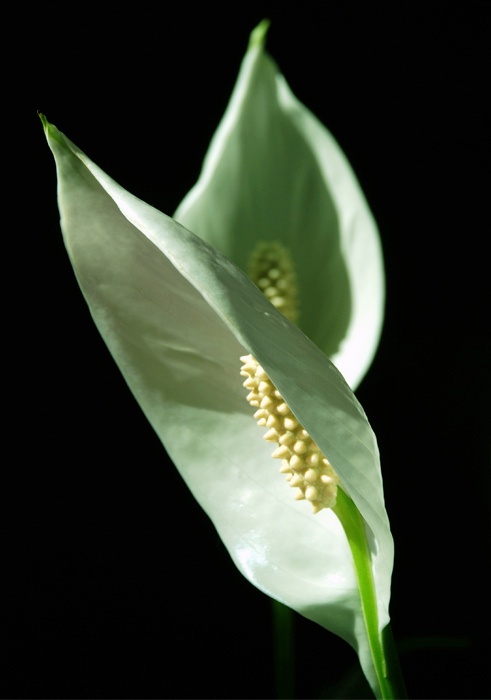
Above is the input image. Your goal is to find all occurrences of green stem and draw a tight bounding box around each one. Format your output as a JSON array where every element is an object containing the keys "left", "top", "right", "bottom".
[
  {"left": 333, "top": 489, "right": 407, "bottom": 700},
  {"left": 271, "top": 599, "right": 295, "bottom": 699}
]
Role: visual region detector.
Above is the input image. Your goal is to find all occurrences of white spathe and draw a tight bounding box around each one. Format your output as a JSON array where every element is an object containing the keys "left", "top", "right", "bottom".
[
  {"left": 41, "top": 109, "right": 392, "bottom": 697},
  {"left": 175, "top": 26, "right": 384, "bottom": 390}
]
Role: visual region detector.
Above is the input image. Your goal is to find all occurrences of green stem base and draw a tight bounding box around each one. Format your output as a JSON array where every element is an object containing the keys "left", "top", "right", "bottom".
[
  {"left": 272, "top": 599, "right": 295, "bottom": 699},
  {"left": 333, "top": 489, "right": 407, "bottom": 699}
]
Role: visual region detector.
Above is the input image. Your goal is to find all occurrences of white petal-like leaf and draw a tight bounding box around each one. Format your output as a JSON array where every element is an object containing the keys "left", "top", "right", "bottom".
[
  {"left": 174, "top": 26, "right": 384, "bottom": 389},
  {"left": 41, "top": 117, "right": 393, "bottom": 697}
]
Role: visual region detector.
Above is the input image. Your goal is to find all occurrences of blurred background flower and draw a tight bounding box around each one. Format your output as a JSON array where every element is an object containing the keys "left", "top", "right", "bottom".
[{"left": 175, "top": 21, "right": 384, "bottom": 389}]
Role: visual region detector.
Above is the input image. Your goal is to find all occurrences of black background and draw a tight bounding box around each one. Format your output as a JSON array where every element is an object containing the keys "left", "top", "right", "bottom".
[{"left": 5, "top": 2, "right": 490, "bottom": 698}]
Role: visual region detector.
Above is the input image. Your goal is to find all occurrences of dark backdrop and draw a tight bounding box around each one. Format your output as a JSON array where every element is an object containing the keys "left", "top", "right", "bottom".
[{"left": 6, "top": 2, "right": 490, "bottom": 698}]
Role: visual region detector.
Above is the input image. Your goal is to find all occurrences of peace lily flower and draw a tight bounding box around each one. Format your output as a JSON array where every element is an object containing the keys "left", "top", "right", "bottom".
[
  {"left": 175, "top": 20, "right": 384, "bottom": 390},
  {"left": 38, "top": 25, "right": 403, "bottom": 700}
]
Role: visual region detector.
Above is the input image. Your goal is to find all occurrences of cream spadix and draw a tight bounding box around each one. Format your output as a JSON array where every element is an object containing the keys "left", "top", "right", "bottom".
[
  {"left": 241, "top": 354, "right": 340, "bottom": 513},
  {"left": 247, "top": 241, "right": 299, "bottom": 324}
]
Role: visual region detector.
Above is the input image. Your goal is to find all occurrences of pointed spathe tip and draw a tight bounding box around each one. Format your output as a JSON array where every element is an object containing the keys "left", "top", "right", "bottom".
[
  {"left": 37, "top": 110, "right": 48, "bottom": 132},
  {"left": 248, "top": 19, "right": 271, "bottom": 50}
]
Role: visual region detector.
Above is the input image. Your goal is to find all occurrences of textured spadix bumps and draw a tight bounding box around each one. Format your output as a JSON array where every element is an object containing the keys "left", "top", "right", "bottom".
[
  {"left": 247, "top": 242, "right": 298, "bottom": 324},
  {"left": 241, "top": 354, "right": 340, "bottom": 512}
]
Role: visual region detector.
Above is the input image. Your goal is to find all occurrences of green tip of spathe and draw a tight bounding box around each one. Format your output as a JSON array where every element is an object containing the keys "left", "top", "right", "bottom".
[
  {"left": 37, "top": 110, "right": 48, "bottom": 132},
  {"left": 37, "top": 112, "right": 64, "bottom": 148},
  {"left": 248, "top": 19, "right": 271, "bottom": 50}
]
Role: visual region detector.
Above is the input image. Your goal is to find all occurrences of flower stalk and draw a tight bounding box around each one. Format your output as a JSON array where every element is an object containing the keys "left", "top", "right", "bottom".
[
  {"left": 333, "top": 490, "right": 407, "bottom": 699},
  {"left": 272, "top": 599, "right": 296, "bottom": 699}
]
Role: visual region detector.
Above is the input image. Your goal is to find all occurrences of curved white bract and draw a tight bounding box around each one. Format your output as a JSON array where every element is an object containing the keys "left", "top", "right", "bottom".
[
  {"left": 174, "top": 29, "right": 384, "bottom": 390},
  {"left": 41, "top": 104, "right": 392, "bottom": 697}
]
